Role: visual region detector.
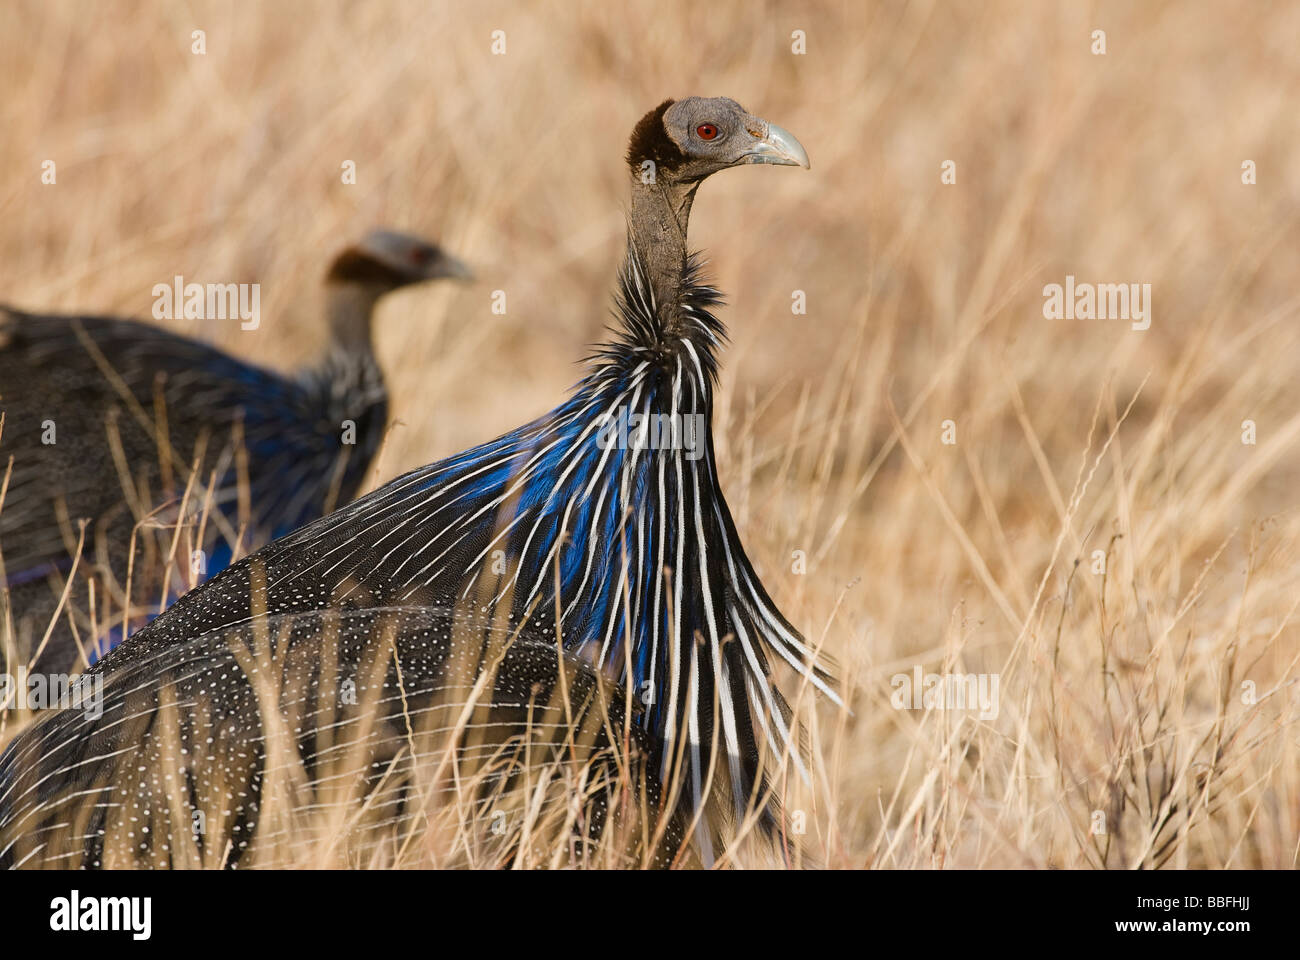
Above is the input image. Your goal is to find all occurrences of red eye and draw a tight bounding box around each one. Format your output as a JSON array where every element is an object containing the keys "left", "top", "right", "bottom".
[{"left": 696, "top": 123, "right": 718, "bottom": 141}]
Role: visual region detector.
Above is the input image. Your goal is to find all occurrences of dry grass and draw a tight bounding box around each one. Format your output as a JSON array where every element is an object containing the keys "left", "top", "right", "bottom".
[{"left": 1, "top": 0, "right": 1298, "bottom": 867}]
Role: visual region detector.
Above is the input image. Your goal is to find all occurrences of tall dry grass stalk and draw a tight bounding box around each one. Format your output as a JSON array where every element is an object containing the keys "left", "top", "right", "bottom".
[{"left": 1, "top": 0, "right": 1297, "bottom": 867}]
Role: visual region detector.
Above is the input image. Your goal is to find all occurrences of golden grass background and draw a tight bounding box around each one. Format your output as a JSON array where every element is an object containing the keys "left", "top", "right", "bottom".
[{"left": 1, "top": 0, "right": 1298, "bottom": 867}]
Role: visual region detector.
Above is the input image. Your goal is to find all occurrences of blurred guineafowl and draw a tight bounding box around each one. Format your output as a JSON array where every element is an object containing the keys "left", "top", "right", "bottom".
[
  {"left": 0, "top": 230, "right": 470, "bottom": 672},
  {"left": 0, "top": 97, "right": 838, "bottom": 867}
]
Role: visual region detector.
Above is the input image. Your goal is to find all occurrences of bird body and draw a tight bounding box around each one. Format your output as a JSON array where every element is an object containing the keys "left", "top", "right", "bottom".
[
  {"left": 0, "top": 98, "right": 835, "bottom": 866},
  {"left": 0, "top": 606, "right": 679, "bottom": 868},
  {"left": 0, "top": 231, "right": 468, "bottom": 672}
]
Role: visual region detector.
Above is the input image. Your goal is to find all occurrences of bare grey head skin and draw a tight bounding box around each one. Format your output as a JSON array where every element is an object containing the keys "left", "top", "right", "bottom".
[
  {"left": 323, "top": 229, "right": 472, "bottom": 353},
  {"left": 624, "top": 97, "right": 809, "bottom": 327}
]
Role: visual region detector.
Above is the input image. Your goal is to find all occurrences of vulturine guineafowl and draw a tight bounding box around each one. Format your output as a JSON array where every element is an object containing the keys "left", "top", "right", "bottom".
[
  {"left": 0, "top": 97, "right": 838, "bottom": 867},
  {"left": 0, "top": 230, "right": 470, "bottom": 673}
]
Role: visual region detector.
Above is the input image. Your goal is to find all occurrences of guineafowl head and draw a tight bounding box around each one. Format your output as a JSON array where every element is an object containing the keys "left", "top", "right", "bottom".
[
  {"left": 323, "top": 229, "right": 471, "bottom": 351},
  {"left": 626, "top": 96, "right": 810, "bottom": 184}
]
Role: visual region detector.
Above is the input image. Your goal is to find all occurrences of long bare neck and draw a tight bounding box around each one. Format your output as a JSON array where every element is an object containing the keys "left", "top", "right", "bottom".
[
  {"left": 628, "top": 175, "right": 699, "bottom": 334},
  {"left": 324, "top": 282, "right": 387, "bottom": 355}
]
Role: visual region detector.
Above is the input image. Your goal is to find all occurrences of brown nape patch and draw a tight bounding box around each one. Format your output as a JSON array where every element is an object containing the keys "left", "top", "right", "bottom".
[
  {"left": 626, "top": 99, "right": 686, "bottom": 175},
  {"left": 325, "top": 249, "right": 409, "bottom": 287}
]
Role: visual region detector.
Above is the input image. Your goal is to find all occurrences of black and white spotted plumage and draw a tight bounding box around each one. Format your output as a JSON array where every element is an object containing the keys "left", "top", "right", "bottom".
[{"left": 0, "top": 606, "right": 679, "bottom": 868}]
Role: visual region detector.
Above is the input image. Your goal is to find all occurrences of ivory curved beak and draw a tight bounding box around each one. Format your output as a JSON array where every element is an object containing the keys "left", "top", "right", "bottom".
[
  {"left": 434, "top": 253, "right": 474, "bottom": 282},
  {"left": 742, "top": 122, "right": 811, "bottom": 170}
]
